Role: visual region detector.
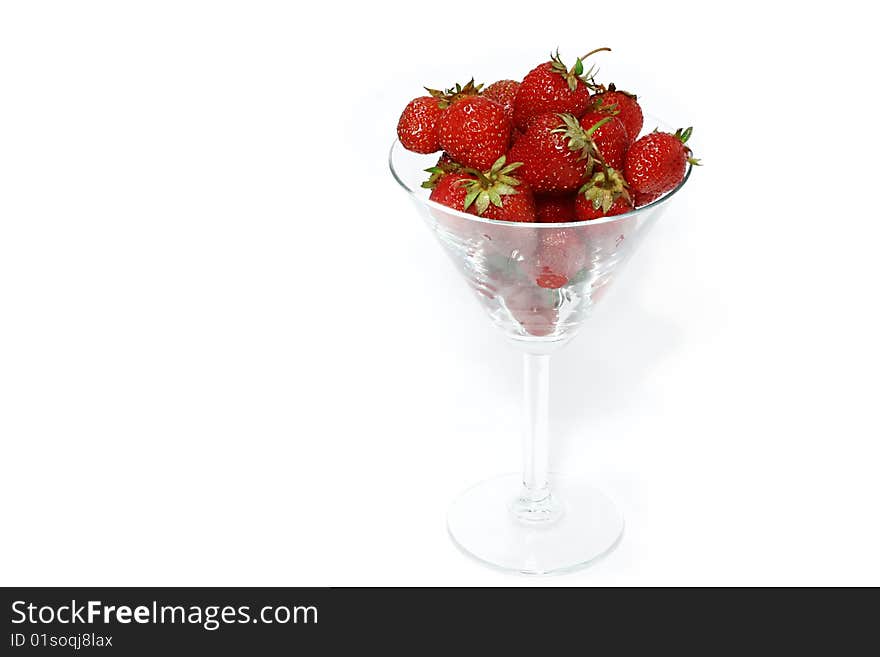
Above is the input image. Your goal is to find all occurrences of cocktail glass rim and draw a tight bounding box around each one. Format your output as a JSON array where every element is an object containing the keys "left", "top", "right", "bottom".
[{"left": 388, "top": 138, "right": 692, "bottom": 228}]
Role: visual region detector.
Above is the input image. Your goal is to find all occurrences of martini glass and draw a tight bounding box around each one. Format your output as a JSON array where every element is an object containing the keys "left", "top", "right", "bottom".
[{"left": 389, "top": 119, "right": 692, "bottom": 575}]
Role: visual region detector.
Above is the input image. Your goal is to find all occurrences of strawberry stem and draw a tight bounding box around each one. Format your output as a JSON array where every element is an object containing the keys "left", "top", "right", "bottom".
[
  {"left": 580, "top": 46, "right": 611, "bottom": 60},
  {"left": 600, "top": 155, "right": 612, "bottom": 181},
  {"left": 583, "top": 116, "right": 612, "bottom": 137},
  {"left": 461, "top": 166, "right": 491, "bottom": 186}
]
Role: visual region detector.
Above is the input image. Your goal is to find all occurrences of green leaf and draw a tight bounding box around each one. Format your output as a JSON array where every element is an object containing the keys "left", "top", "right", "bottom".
[
  {"left": 573, "top": 58, "right": 584, "bottom": 76},
  {"left": 463, "top": 187, "right": 480, "bottom": 210},
  {"left": 474, "top": 192, "right": 490, "bottom": 215}
]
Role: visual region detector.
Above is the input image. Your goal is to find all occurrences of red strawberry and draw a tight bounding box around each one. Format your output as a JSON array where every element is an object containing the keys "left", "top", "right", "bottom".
[
  {"left": 592, "top": 84, "right": 643, "bottom": 145},
  {"left": 503, "top": 284, "right": 559, "bottom": 337},
  {"left": 533, "top": 228, "right": 586, "bottom": 289},
  {"left": 482, "top": 184, "right": 535, "bottom": 222},
  {"left": 536, "top": 270, "right": 568, "bottom": 289},
  {"left": 575, "top": 191, "right": 632, "bottom": 220},
  {"left": 438, "top": 95, "right": 511, "bottom": 171},
  {"left": 429, "top": 157, "right": 536, "bottom": 222},
  {"left": 508, "top": 112, "right": 613, "bottom": 193},
  {"left": 536, "top": 194, "right": 577, "bottom": 223},
  {"left": 483, "top": 79, "right": 520, "bottom": 122},
  {"left": 633, "top": 190, "right": 662, "bottom": 207},
  {"left": 397, "top": 80, "right": 484, "bottom": 154},
  {"left": 420, "top": 153, "right": 462, "bottom": 190},
  {"left": 397, "top": 96, "right": 444, "bottom": 153},
  {"left": 579, "top": 111, "right": 628, "bottom": 170},
  {"left": 429, "top": 172, "right": 472, "bottom": 208},
  {"left": 512, "top": 48, "right": 609, "bottom": 130},
  {"left": 509, "top": 128, "right": 524, "bottom": 147},
  {"left": 575, "top": 165, "right": 633, "bottom": 220},
  {"left": 624, "top": 127, "right": 699, "bottom": 196}
]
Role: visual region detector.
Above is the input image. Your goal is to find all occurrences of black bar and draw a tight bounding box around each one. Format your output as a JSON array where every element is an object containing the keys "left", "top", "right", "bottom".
[{"left": 1, "top": 587, "right": 874, "bottom": 653}]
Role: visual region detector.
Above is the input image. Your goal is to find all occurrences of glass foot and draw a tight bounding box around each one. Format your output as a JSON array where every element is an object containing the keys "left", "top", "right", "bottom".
[{"left": 447, "top": 474, "right": 624, "bottom": 575}]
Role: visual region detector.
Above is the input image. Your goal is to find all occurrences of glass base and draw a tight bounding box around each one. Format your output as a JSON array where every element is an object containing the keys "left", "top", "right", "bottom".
[{"left": 447, "top": 474, "right": 624, "bottom": 575}]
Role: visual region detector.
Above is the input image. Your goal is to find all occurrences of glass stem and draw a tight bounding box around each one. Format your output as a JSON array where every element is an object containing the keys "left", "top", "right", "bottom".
[
  {"left": 523, "top": 352, "right": 550, "bottom": 498},
  {"left": 512, "top": 351, "right": 561, "bottom": 522}
]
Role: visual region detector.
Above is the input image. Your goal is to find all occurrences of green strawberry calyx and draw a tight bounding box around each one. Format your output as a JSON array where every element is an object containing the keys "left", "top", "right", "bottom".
[
  {"left": 590, "top": 96, "right": 621, "bottom": 115},
  {"left": 551, "top": 113, "right": 612, "bottom": 170},
  {"left": 421, "top": 158, "right": 462, "bottom": 189},
  {"left": 578, "top": 161, "right": 632, "bottom": 214},
  {"left": 549, "top": 47, "right": 610, "bottom": 92},
  {"left": 457, "top": 156, "right": 524, "bottom": 215},
  {"left": 424, "top": 79, "right": 483, "bottom": 109},
  {"left": 673, "top": 127, "right": 702, "bottom": 166}
]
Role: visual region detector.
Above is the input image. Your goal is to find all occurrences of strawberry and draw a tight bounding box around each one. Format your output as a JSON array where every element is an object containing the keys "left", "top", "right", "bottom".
[
  {"left": 483, "top": 79, "right": 520, "bottom": 122},
  {"left": 512, "top": 48, "right": 609, "bottom": 130},
  {"left": 428, "top": 156, "right": 536, "bottom": 222},
  {"left": 420, "top": 153, "right": 462, "bottom": 190},
  {"left": 633, "top": 190, "right": 662, "bottom": 207},
  {"left": 575, "top": 165, "right": 633, "bottom": 220},
  {"left": 536, "top": 269, "right": 569, "bottom": 290},
  {"left": 429, "top": 172, "right": 472, "bottom": 209},
  {"left": 591, "top": 84, "right": 643, "bottom": 145},
  {"left": 624, "top": 127, "right": 699, "bottom": 196},
  {"left": 575, "top": 190, "right": 632, "bottom": 220},
  {"left": 509, "top": 128, "right": 524, "bottom": 147},
  {"left": 503, "top": 284, "right": 559, "bottom": 337},
  {"left": 437, "top": 95, "right": 511, "bottom": 171},
  {"left": 579, "top": 111, "right": 628, "bottom": 170},
  {"left": 482, "top": 183, "right": 535, "bottom": 222},
  {"left": 397, "top": 96, "right": 444, "bottom": 153},
  {"left": 508, "top": 112, "right": 612, "bottom": 193},
  {"left": 536, "top": 194, "right": 577, "bottom": 223},
  {"left": 397, "top": 80, "right": 484, "bottom": 154},
  {"left": 533, "top": 228, "right": 586, "bottom": 289}
]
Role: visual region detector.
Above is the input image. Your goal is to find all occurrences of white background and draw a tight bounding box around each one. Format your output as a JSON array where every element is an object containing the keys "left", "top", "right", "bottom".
[{"left": 1, "top": 1, "right": 878, "bottom": 586}]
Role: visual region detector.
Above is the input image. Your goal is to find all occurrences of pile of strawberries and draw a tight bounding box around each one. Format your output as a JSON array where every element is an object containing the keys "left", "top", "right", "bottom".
[{"left": 397, "top": 48, "right": 698, "bottom": 225}]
